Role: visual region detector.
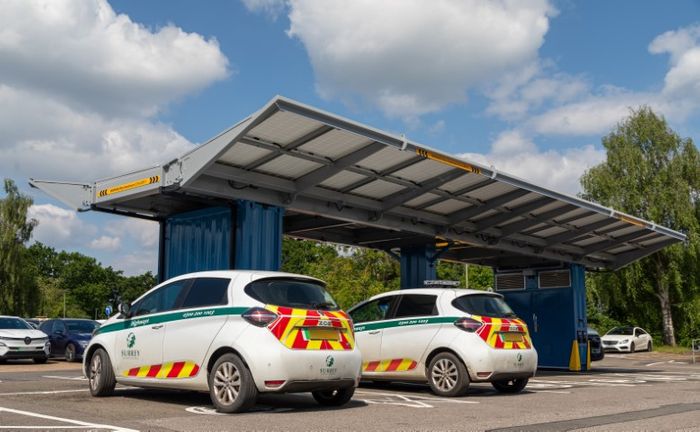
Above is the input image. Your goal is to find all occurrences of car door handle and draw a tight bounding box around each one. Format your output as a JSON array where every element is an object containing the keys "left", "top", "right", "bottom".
[
  {"left": 368, "top": 330, "right": 380, "bottom": 335},
  {"left": 151, "top": 324, "right": 164, "bottom": 330}
]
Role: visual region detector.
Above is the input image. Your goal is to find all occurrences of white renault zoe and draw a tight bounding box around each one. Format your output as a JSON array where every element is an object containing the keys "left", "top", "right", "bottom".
[
  {"left": 84, "top": 271, "right": 361, "bottom": 413},
  {"left": 348, "top": 288, "right": 538, "bottom": 396}
]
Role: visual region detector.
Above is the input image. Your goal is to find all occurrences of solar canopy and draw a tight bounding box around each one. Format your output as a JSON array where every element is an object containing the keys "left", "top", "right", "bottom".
[{"left": 31, "top": 96, "right": 686, "bottom": 271}]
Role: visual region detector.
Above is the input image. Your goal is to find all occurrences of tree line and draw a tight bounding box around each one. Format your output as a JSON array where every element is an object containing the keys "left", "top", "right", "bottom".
[{"left": 1, "top": 107, "right": 698, "bottom": 346}]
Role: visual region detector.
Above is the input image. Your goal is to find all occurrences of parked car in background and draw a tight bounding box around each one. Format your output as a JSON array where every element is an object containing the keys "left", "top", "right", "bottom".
[
  {"left": 587, "top": 328, "right": 604, "bottom": 361},
  {"left": 602, "top": 326, "right": 652, "bottom": 353},
  {"left": 0, "top": 316, "right": 51, "bottom": 363},
  {"left": 84, "top": 271, "right": 362, "bottom": 413},
  {"left": 40, "top": 319, "right": 100, "bottom": 362},
  {"left": 348, "top": 288, "right": 538, "bottom": 396}
]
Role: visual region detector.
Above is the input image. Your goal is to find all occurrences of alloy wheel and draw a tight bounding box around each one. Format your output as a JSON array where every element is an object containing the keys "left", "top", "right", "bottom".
[
  {"left": 213, "top": 361, "right": 241, "bottom": 406},
  {"left": 89, "top": 353, "right": 102, "bottom": 391},
  {"left": 431, "top": 358, "right": 458, "bottom": 392}
]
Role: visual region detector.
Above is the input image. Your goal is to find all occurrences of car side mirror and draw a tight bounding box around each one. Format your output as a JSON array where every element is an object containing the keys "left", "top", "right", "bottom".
[{"left": 118, "top": 301, "right": 131, "bottom": 318}]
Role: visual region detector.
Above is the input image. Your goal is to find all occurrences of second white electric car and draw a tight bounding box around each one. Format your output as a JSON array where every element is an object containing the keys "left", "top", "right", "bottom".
[{"left": 348, "top": 288, "right": 537, "bottom": 396}]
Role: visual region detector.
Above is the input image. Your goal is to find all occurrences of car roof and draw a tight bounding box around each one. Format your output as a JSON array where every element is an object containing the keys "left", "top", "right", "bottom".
[
  {"left": 160, "top": 270, "right": 325, "bottom": 286},
  {"left": 366, "top": 288, "right": 502, "bottom": 301}
]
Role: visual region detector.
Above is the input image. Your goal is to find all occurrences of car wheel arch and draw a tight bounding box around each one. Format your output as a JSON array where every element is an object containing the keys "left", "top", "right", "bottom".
[
  {"left": 424, "top": 347, "right": 471, "bottom": 378},
  {"left": 206, "top": 345, "right": 251, "bottom": 375},
  {"left": 83, "top": 343, "right": 108, "bottom": 376}
]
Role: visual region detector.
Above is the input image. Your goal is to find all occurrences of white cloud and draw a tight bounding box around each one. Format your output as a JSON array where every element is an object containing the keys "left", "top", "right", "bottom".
[
  {"left": 90, "top": 235, "right": 121, "bottom": 251},
  {"left": 111, "top": 251, "right": 158, "bottom": 276},
  {"left": 28, "top": 203, "right": 97, "bottom": 248},
  {"left": 0, "top": 0, "right": 229, "bottom": 182},
  {"left": 242, "top": 0, "right": 287, "bottom": 19},
  {"left": 461, "top": 132, "right": 605, "bottom": 195},
  {"left": 650, "top": 25, "right": 700, "bottom": 102},
  {"left": 105, "top": 219, "right": 158, "bottom": 248},
  {"left": 286, "top": 0, "right": 555, "bottom": 119}
]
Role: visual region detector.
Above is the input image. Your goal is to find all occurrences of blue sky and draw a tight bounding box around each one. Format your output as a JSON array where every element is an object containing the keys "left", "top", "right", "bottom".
[{"left": 2, "top": 0, "right": 699, "bottom": 275}]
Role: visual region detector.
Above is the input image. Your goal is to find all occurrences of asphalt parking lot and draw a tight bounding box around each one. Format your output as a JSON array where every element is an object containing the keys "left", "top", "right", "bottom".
[{"left": 1, "top": 352, "right": 699, "bottom": 432}]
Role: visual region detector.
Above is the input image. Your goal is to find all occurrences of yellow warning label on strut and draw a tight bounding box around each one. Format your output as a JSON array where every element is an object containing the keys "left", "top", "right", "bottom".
[
  {"left": 415, "top": 148, "right": 481, "bottom": 175},
  {"left": 97, "top": 176, "right": 160, "bottom": 198}
]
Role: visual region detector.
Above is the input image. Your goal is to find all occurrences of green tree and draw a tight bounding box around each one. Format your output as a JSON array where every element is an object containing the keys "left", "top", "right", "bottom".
[
  {"left": 581, "top": 107, "right": 700, "bottom": 346},
  {"left": 0, "top": 179, "right": 39, "bottom": 315}
]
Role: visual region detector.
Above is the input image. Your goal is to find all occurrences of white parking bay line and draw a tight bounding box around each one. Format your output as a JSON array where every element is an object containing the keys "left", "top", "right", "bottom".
[
  {"left": 42, "top": 375, "right": 88, "bottom": 381},
  {"left": 0, "top": 389, "right": 87, "bottom": 396},
  {"left": 0, "top": 406, "right": 139, "bottom": 432}
]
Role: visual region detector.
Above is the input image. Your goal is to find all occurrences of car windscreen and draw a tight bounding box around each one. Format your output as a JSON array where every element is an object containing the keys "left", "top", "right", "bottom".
[
  {"left": 452, "top": 294, "right": 517, "bottom": 318},
  {"left": 65, "top": 320, "right": 99, "bottom": 334},
  {"left": 0, "top": 317, "right": 32, "bottom": 330},
  {"left": 245, "top": 278, "right": 339, "bottom": 310},
  {"left": 607, "top": 327, "right": 633, "bottom": 335}
]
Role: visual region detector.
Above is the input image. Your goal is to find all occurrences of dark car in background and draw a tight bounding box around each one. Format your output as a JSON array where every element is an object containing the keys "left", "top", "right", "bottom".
[
  {"left": 588, "top": 327, "right": 604, "bottom": 361},
  {"left": 39, "top": 319, "right": 99, "bottom": 362}
]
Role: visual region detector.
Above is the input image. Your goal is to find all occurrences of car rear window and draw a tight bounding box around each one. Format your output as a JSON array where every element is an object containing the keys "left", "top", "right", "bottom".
[
  {"left": 452, "top": 294, "right": 517, "bottom": 319},
  {"left": 244, "top": 278, "right": 339, "bottom": 310}
]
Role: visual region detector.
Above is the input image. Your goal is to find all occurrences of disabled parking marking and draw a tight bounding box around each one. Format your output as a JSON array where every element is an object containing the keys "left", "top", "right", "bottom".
[
  {"left": 185, "top": 405, "right": 294, "bottom": 415},
  {"left": 0, "top": 406, "right": 139, "bottom": 432},
  {"left": 355, "top": 390, "right": 478, "bottom": 408}
]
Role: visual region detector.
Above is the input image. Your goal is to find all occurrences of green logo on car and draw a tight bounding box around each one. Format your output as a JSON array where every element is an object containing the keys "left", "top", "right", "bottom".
[
  {"left": 326, "top": 355, "right": 335, "bottom": 367},
  {"left": 127, "top": 332, "right": 136, "bottom": 348}
]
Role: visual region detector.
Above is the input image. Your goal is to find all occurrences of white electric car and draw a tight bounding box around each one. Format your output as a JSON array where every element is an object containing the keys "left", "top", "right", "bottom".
[
  {"left": 348, "top": 289, "right": 538, "bottom": 396},
  {"left": 84, "top": 271, "right": 361, "bottom": 413},
  {"left": 0, "top": 316, "right": 51, "bottom": 363}
]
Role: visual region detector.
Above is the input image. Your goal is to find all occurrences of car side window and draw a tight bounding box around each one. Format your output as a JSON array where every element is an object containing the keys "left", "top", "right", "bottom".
[
  {"left": 39, "top": 321, "right": 53, "bottom": 334},
  {"left": 54, "top": 321, "right": 66, "bottom": 333},
  {"left": 634, "top": 329, "right": 641, "bottom": 337},
  {"left": 350, "top": 297, "right": 395, "bottom": 324},
  {"left": 180, "top": 278, "right": 230, "bottom": 309},
  {"left": 131, "top": 279, "right": 191, "bottom": 317},
  {"left": 393, "top": 294, "right": 438, "bottom": 319}
]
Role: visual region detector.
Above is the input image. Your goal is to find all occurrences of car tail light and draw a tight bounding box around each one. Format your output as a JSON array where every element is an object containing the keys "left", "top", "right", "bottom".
[
  {"left": 454, "top": 317, "right": 483, "bottom": 333},
  {"left": 242, "top": 307, "right": 278, "bottom": 327}
]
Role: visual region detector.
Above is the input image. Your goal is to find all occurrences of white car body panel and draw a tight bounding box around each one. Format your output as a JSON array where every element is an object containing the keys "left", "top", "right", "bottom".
[{"left": 84, "top": 271, "right": 362, "bottom": 394}]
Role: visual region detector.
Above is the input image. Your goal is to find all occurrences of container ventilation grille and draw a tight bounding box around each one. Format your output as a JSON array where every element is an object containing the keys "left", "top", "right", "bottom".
[
  {"left": 538, "top": 270, "right": 571, "bottom": 288},
  {"left": 495, "top": 273, "right": 525, "bottom": 291}
]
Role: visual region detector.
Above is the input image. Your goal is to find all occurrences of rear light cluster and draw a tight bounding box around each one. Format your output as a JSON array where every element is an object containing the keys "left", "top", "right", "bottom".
[
  {"left": 242, "top": 307, "right": 278, "bottom": 327},
  {"left": 454, "top": 317, "right": 483, "bottom": 333}
]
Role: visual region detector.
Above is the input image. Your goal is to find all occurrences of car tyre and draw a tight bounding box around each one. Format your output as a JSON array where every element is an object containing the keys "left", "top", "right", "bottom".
[
  {"left": 427, "top": 352, "right": 469, "bottom": 397},
  {"left": 630, "top": 342, "right": 635, "bottom": 353},
  {"left": 65, "top": 343, "right": 76, "bottom": 362},
  {"left": 312, "top": 386, "right": 355, "bottom": 406},
  {"left": 33, "top": 356, "right": 48, "bottom": 364},
  {"left": 647, "top": 341, "right": 653, "bottom": 352},
  {"left": 88, "top": 348, "right": 116, "bottom": 397},
  {"left": 491, "top": 378, "right": 529, "bottom": 393},
  {"left": 208, "top": 353, "right": 257, "bottom": 413}
]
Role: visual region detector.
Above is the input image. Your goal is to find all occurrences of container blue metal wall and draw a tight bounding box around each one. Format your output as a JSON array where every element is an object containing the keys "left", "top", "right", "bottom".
[
  {"left": 160, "top": 201, "right": 283, "bottom": 281},
  {"left": 234, "top": 200, "right": 283, "bottom": 271},
  {"left": 400, "top": 244, "right": 437, "bottom": 289},
  {"left": 498, "top": 264, "right": 588, "bottom": 370},
  {"left": 163, "top": 207, "right": 233, "bottom": 280}
]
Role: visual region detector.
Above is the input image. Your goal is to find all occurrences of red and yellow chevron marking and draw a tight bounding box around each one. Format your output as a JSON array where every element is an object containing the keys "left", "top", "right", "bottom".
[
  {"left": 265, "top": 306, "right": 355, "bottom": 351},
  {"left": 472, "top": 315, "right": 533, "bottom": 350},
  {"left": 122, "top": 361, "right": 200, "bottom": 379},
  {"left": 363, "top": 358, "right": 417, "bottom": 373}
]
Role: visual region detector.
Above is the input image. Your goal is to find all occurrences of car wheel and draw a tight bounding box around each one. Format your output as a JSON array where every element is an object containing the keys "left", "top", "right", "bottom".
[
  {"left": 630, "top": 342, "right": 635, "bottom": 353},
  {"left": 33, "top": 356, "right": 48, "bottom": 364},
  {"left": 312, "top": 386, "right": 355, "bottom": 406},
  {"left": 491, "top": 378, "right": 529, "bottom": 393},
  {"left": 65, "top": 343, "right": 76, "bottom": 362},
  {"left": 427, "top": 352, "right": 469, "bottom": 397},
  {"left": 647, "top": 341, "right": 653, "bottom": 352},
  {"left": 88, "top": 348, "right": 116, "bottom": 397},
  {"left": 209, "top": 353, "right": 257, "bottom": 413}
]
